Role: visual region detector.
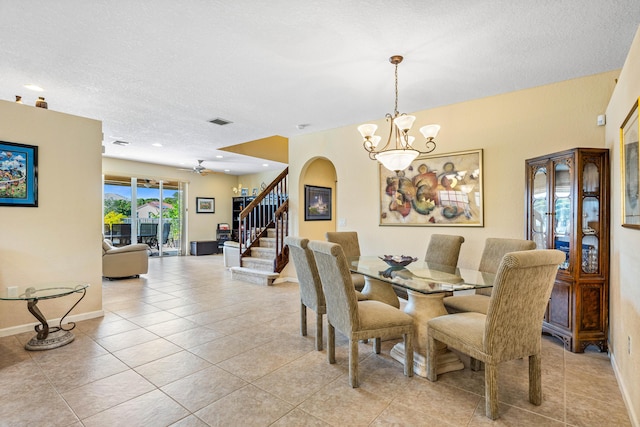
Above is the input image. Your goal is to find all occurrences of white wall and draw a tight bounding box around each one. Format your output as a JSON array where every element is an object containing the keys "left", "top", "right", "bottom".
[
  {"left": 605, "top": 26, "right": 640, "bottom": 426},
  {"left": 0, "top": 100, "right": 103, "bottom": 332}
]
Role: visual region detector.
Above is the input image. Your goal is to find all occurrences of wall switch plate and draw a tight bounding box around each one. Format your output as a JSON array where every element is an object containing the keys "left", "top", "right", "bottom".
[
  {"left": 7, "top": 286, "right": 18, "bottom": 297},
  {"left": 597, "top": 114, "right": 606, "bottom": 126},
  {"left": 338, "top": 218, "right": 346, "bottom": 227}
]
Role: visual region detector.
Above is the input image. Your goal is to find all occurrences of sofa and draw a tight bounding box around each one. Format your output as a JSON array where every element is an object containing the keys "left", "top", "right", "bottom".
[{"left": 102, "top": 238, "right": 150, "bottom": 279}]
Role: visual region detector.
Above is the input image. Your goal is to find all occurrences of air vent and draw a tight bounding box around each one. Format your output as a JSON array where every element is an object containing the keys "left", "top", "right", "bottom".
[
  {"left": 209, "top": 117, "right": 233, "bottom": 126},
  {"left": 112, "top": 140, "right": 130, "bottom": 146}
]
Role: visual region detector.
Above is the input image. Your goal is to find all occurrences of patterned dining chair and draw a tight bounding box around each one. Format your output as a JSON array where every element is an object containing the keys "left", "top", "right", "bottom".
[
  {"left": 443, "top": 237, "right": 536, "bottom": 314},
  {"left": 326, "top": 231, "right": 399, "bottom": 307},
  {"left": 308, "top": 240, "right": 414, "bottom": 388},
  {"left": 426, "top": 249, "right": 565, "bottom": 420}
]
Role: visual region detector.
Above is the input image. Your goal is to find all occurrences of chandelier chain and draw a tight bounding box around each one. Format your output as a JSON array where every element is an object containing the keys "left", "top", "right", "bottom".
[{"left": 394, "top": 62, "right": 399, "bottom": 116}]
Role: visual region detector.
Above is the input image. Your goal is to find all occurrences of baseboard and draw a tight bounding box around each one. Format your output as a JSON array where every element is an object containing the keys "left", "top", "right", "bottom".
[
  {"left": 610, "top": 350, "right": 639, "bottom": 427},
  {"left": 0, "top": 310, "right": 105, "bottom": 338}
]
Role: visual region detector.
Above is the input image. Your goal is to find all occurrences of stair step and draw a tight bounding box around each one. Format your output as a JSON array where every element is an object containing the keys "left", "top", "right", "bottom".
[
  {"left": 241, "top": 256, "right": 274, "bottom": 270},
  {"left": 230, "top": 266, "right": 279, "bottom": 286},
  {"left": 251, "top": 246, "right": 275, "bottom": 259}
]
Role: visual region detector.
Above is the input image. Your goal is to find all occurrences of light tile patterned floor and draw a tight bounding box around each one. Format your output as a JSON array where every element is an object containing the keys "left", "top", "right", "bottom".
[{"left": 0, "top": 255, "right": 632, "bottom": 426}]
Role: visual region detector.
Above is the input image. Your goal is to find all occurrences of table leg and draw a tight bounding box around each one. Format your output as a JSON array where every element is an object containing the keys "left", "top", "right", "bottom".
[
  {"left": 390, "top": 290, "right": 464, "bottom": 377},
  {"left": 362, "top": 277, "right": 400, "bottom": 308},
  {"left": 23, "top": 288, "right": 86, "bottom": 351}
]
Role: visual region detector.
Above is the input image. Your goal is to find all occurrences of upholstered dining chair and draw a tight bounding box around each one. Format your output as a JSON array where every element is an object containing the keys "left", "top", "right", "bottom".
[
  {"left": 285, "top": 236, "right": 368, "bottom": 351},
  {"left": 443, "top": 237, "right": 536, "bottom": 314},
  {"left": 284, "top": 236, "right": 326, "bottom": 351},
  {"left": 308, "top": 240, "right": 414, "bottom": 388},
  {"left": 325, "top": 231, "right": 365, "bottom": 291},
  {"left": 393, "top": 233, "right": 465, "bottom": 300},
  {"left": 326, "top": 231, "right": 400, "bottom": 307},
  {"left": 426, "top": 249, "right": 564, "bottom": 420}
]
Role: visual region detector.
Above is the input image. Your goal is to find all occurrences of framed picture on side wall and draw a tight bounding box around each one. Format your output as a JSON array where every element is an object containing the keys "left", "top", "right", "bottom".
[
  {"left": 621, "top": 97, "right": 640, "bottom": 229},
  {"left": 304, "top": 185, "right": 332, "bottom": 221},
  {"left": 196, "top": 197, "right": 215, "bottom": 213},
  {"left": 0, "top": 141, "right": 38, "bottom": 207}
]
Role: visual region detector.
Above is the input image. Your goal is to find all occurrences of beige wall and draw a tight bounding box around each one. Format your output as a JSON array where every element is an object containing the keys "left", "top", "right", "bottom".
[
  {"left": 289, "top": 70, "right": 618, "bottom": 270},
  {"left": 102, "top": 158, "right": 239, "bottom": 243},
  {"left": 605, "top": 26, "right": 640, "bottom": 426},
  {"left": 0, "top": 100, "right": 103, "bottom": 332}
]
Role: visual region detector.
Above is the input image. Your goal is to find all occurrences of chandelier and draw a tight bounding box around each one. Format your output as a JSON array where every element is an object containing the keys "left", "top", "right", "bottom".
[{"left": 358, "top": 55, "right": 441, "bottom": 172}]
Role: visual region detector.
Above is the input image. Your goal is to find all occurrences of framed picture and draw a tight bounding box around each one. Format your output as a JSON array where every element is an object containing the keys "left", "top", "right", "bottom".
[
  {"left": 196, "top": 197, "right": 215, "bottom": 213},
  {"left": 379, "top": 149, "right": 483, "bottom": 226},
  {"left": 0, "top": 141, "right": 38, "bottom": 207},
  {"left": 621, "top": 97, "right": 640, "bottom": 229},
  {"left": 304, "top": 185, "right": 332, "bottom": 221},
  {"left": 241, "top": 188, "right": 248, "bottom": 196},
  {"left": 252, "top": 188, "right": 258, "bottom": 196}
]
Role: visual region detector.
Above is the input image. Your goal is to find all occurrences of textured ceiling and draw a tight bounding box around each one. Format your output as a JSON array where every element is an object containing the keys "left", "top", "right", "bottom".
[{"left": 1, "top": 1, "right": 639, "bottom": 175}]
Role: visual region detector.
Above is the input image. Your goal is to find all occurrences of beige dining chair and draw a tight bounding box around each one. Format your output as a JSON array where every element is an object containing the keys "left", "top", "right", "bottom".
[
  {"left": 285, "top": 236, "right": 368, "bottom": 351},
  {"left": 284, "top": 236, "right": 327, "bottom": 351},
  {"left": 308, "top": 240, "right": 414, "bottom": 388},
  {"left": 393, "top": 234, "right": 465, "bottom": 300},
  {"left": 426, "top": 249, "right": 565, "bottom": 420},
  {"left": 326, "top": 231, "right": 400, "bottom": 307},
  {"left": 325, "top": 231, "right": 365, "bottom": 291},
  {"left": 443, "top": 237, "right": 536, "bottom": 314}
]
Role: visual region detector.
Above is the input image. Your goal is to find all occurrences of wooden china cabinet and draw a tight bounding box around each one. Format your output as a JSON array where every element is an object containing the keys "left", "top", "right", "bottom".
[{"left": 525, "top": 148, "right": 609, "bottom": 353}]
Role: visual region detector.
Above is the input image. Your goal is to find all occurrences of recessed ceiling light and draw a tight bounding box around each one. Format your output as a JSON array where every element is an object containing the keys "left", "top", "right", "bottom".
[
  {"left": 216, "top": 155, "right": 223, "bottom": 159},
  {"left": 224, "top": 169, "right": 230, "bottom": 172},
  {"left": 262, "top": 163, "right": 269, "bottom": 167},
  {"left": 152, "top": 143, "right": 162, "bottom": 147},
  {"left": 24, "top": 84, "right": 44, "bottom": 92}
]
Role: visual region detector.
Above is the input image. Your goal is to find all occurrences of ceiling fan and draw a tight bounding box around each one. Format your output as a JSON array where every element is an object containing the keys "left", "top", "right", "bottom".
[{"left": 177, "top": 160, "right": 217, "bottom": 176}]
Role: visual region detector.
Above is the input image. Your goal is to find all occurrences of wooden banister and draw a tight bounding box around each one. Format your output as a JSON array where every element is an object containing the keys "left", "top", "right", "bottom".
[{"left": 238, "top": 168, "right": 289, "bottom": 272}]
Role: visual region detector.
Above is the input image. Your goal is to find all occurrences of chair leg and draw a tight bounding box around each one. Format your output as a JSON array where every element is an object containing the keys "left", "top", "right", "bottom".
[
  {"left": 349, "top": 338, "right": 359, "bottom": 388},
  {"left": 328, "top": 323, "right": 336, "bottom": 364},
  {"left": 315, "top": 312, "right": 323, "bottom": 351},
  {"left": 529, "top": 353, "right": 542, "bottom": 405},
  {"left": 404, "top": 331, "right": 414, "bottom": 377},
  {"left": 426, "top": 334, "right": 437, "bottom": 381},
  {"left": 484, "top": 362, "right": 499, "bottom": 420},
  {"left": 470, "top": 358, "right": 483, "bottom": 371},
  {"left": 374, "top": 337, "right": 381, "bottom": 354},
  {"left": 300, "top": 302, "right": 307, "bottom": 337}
]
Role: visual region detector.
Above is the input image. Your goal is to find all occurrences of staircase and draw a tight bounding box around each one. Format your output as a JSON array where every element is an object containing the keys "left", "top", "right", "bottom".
[
  {"left": 230, "top": 168, "right": 289, "bottom": 285},
  {"left": 230, "top": 228, "right": 282, "bottom": 285}
]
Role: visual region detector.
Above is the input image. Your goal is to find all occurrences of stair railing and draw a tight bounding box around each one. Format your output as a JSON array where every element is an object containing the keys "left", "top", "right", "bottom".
[{"left": 238, "top": 167, "right": 289, "bottom": 272}]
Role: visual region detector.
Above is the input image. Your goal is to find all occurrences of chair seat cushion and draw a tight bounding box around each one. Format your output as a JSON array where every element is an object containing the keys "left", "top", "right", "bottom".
[
  {"left": 428, "top": 312, "right": 486, "bottom": 350},
  {"left": 357, "top": 300, "right": 413, "bottom": 329},
  {"left": 443, "top": 294, "right": 490, "bottom": 314}
]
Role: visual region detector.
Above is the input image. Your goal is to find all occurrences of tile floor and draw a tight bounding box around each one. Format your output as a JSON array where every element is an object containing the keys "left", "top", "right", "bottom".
[{"left": 0, "top": 255, "right": 632, "bottom": 426}]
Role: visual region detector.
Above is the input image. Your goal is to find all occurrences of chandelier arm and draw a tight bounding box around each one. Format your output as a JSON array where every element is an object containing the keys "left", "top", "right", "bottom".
[{"left": 418, "top": 139, "right": 437, "bottom": 155}]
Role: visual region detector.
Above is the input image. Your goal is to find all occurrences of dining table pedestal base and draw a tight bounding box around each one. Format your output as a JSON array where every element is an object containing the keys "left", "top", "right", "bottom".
[{"left": 390, "top": 289, "right": 465, "bottom": 377}]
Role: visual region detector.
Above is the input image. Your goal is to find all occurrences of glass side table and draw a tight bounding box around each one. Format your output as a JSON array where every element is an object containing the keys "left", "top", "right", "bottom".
[{"left": 0, "top": 283, "right": 89, "bottom": 350}]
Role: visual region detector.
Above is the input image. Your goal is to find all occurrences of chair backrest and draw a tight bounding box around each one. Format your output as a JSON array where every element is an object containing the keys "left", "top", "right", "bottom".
[
  {"left": 478, "top": 238, "right": 536, "bottom": 274},
  {"left": 161, "top": 223, "right": 171, "bottom": 243},
  {"left": 325, "top": 232, "right": 361, "bottom": 258},
  {"left": 484, "top": 249, "right": 564, "bottom": 360},
  {"left": 308, "top": 240, "right": 359, "bottom": 334},
  {"left": 140, "top": 223, "right": 157, "bottom": 237},
  {"left": 284, "top": 236, "right": 325, "bottom": 311},
  {"left": 425, "top": 234, "right": 465, "bottom": 268}
]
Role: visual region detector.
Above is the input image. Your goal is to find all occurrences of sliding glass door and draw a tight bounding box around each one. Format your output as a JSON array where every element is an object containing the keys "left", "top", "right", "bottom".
[{"left": 104, "top": 175, "right": 185, "bottom": 257}]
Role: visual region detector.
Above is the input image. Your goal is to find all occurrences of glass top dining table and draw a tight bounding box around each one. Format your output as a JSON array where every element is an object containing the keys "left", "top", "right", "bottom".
[{"left": 346, "top": 256, "right": 495, "bottom": 294}]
